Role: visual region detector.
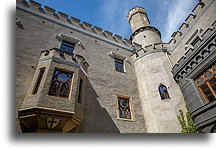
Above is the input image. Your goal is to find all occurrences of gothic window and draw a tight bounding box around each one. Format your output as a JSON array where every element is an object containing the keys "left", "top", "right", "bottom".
[
  {"left": 49, "top": 70, "right": 73, "bottom": 98},
  {"left": 194, "top": 64, "right": 216, "bottom": 104},
  {"left": 32, "top": 68, "right": 45, "bottom": 94},
  {"left": 118, "top": 97, "right": 131, "bottom": 119},
  {"left": 60, "top": 40, "right": 75, "bottom": 53},
  {"left": 114, "top": 58, "right": 124, "bottom": 72},
  {"left": 159, "top": 85, "right": 170, "bottom": 100}
]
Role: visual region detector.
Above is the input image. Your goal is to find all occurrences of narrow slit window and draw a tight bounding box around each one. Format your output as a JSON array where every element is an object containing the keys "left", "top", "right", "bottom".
[
  {"left": 114, "top": 58, "right": 124, "bottom": 72},
  {"left": 78, "top": 79, "right": 83, "bottom": 104},
  {"left": 159, "top": 85, "right": 170, "bottom": 100},
  {"left": 118, "top": 97, "right": 132, "bottom": 119},
  {"left": 60, "top": 40, "right": 75, "bottom": 53},
  {"left": 49, "top": 70, "right": 73, "bottom": 98},
  {"left": 32, "top": 68, "right": 45, "bottom": 95}
]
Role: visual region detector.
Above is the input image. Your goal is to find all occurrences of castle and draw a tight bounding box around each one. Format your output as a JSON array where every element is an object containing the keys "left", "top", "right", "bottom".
[{"left": 16, "top": 0, "right": 216, "bottom": 133}]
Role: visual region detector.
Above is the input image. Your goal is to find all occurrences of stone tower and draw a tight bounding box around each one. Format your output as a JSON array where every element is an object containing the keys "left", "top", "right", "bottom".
[
  {"left": 128, "top": 7, "right": 186, "bottom": 133},
  {"left": 127, "top": 6, "right": 162, "bottom": 51}
]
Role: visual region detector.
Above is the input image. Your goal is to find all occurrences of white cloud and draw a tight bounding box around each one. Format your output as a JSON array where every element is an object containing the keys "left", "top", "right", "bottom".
[
  {"left": 162, "top": 0, "right": 197, "bottom": 42},
  {"left": 97, "top": 0, "right": 197, "bottom": 42},
  {"left": 98, "top": 0, "right": 141, "bottom": 39}
]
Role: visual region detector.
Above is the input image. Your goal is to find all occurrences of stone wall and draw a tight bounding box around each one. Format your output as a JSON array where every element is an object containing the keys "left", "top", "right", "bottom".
[
  {"left": 133, "top": 51, "right": 186, "bottom": 133},
  {"left": 168, "top": 0, "right": 215, "bottom": 65},
  {"left": 16, "top": 2, "right": 146, "bottom": 133}
]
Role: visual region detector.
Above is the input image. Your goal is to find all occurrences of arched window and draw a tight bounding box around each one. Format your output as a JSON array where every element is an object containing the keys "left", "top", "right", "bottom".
[{"left": 159, "top": 85, "right": 170, "bottom": 100}]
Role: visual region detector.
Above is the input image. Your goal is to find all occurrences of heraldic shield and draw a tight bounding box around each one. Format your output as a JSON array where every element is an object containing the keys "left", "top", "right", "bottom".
[{"left": 47, "top": 118, "right": 59, "bottom": 129}]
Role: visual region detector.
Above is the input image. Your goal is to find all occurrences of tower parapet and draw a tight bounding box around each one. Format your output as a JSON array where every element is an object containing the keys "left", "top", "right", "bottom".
[
  {"left": 127, "top": 7, "right": 150, "bottom": 33},
  {"left": 127, "top": 6, "right": 162, "bottom": 51}
]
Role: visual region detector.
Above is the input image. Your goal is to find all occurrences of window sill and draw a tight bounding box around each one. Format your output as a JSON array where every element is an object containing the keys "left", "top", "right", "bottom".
[{"left": 117, "top": 118, "right": 134, "bottom": 122}]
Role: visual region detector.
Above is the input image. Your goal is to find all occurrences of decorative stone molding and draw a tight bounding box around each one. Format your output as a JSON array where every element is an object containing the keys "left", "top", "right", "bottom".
[{"left": 172, "top": 26, "right": 215, "bottom": 82}]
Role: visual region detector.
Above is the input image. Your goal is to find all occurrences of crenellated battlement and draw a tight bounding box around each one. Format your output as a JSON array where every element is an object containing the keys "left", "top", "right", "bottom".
[
  {"left": 131, "top": 42, "right": 166, "bottom": 61},
  {"left": 16, "top": 0, "right": 133, "bottom": 50},
  {"left": 166, "top": 0, "right": 211, "bottom": 47},
  {"left": 127, "top": 6, "right": 146, "bottom": 22}
]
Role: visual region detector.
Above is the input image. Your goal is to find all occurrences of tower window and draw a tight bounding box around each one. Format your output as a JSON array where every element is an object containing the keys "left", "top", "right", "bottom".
[
  {"left": 194, "top": 64, "right": 215, "bottom": 104},
  {"left": 60, "top": 40, "right": 75, "bottom": 53},
  {"left": 32, "top": 68, "right": 45, "bottom": 95},
  {"left": 117, "top": 96, "right": 132, "bottom": 120},
  {"left": 159, "top": 85, "right": 170, "bottom": 100},
  {"left": 49, "top": 70, "right": 73, "bottom": 98},
  {"left": 114, "top": 58, "right": 124, "bottom": 73}
]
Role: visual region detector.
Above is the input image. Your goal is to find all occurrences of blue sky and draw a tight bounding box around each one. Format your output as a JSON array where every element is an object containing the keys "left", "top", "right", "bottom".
[{"left": 27, "top": 0, "right": 198, "bottom": 42}]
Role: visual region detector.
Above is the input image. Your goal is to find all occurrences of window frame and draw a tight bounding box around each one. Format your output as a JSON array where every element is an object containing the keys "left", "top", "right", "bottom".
[
  {"left": 194, "top": 64, "right": 216, "bottom": 104},
  {"left": 159, "top": 84, "right": 171, "bottom": 100},
  {"left": 60, "top": 40, "right": 76, "bottom": 53},
  {"left": 77, "top": 79, "right": 83, "bottom": 104},
  {"left": 116, "top": 94, "right": 134, "bottom": 121},
  {"left": 32, "top": 67, "right": 45, "bottom": 95},
  {"left": 48, "top": 69, "right": 73, "bottom": 98},
  {"left": 114, "top": 58, "right": 125, "bottom": 73}
]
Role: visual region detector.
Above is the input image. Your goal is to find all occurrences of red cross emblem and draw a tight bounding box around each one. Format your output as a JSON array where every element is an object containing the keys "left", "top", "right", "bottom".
[{"left": 47, "top": 118, "right": 59, "bottom": 129}]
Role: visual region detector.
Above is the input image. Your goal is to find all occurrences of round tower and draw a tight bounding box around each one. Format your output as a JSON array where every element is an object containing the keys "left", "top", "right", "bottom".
[
  {"left": 127, "top": 7, "right": 162, "bottom": 49},
  {"left": 128, "top": 7, "right": 186, "bottom": 133}
]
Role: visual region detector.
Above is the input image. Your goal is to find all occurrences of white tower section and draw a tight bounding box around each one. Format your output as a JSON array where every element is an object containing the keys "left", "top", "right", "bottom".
[{"left": 128, "top": 7, "right": 186, "bottom": 133}]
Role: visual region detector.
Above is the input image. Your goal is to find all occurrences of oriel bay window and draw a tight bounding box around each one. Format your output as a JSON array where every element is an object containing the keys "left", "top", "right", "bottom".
[
  {"left": 49, "top": 70, "right": 73, "bottom": 98},
  {"left": 194, "top": 64, "right": 216, "bottom": 103}
]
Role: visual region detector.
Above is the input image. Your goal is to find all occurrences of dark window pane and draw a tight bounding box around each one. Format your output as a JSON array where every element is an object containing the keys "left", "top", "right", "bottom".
[
  {"left": 125, "top": 108, "right": 131, "bottom": 119},
  {"left": 32, "top": 68, "right": 45, "bottom": 94},
  {"left": 200, "top": 84, "right": 208, "bottom": 91},
  {"left": 203, "top": 88, "right": 212, "bottom": 97},
  {"left": 159, "top": 85, "right": 170, "bottom": 100},
  {"left": 209, "top": 78, "right": 216, "bottom": 86},
  {"left": 118, "top": 97, "right": 131, "bottom": 119},
  {"left": 119, "top": 107, "right": 125, "bottom": 118},
  {"left": 197, "top": 77, "right": 205, "bottom": 85},
  {"left": 206, "top": 71, "right": 213, "bottom": 79},
  {"left": 207, "top": 94, "right": 216, "bottom": 102},
  {"left": 115, "top": 58, "right": 124, "bottom": 72},
  {"left": 49, "top": 70, "right": 72, "bottom": 98},
  {"left": 60, "top": 41, "right": 75, "bottom": 53},
  {"left": 49, "top": 81, "right": 60, "bottom": 96},
  {"left": 60, "top": 83, "right": 69, "bottom": 97},
  {"left": 57, "top": 73, "right": 68, "bottom": 82},
  {"left": 78, "top": 79, "right": 83, "bottom": 104}
]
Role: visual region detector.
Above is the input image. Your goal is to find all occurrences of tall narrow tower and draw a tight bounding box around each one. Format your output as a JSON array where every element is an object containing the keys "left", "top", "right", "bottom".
[
  {"left": 128, "top": 7, "right": 186, "bottom": 133},
  {"left": 127, "top": 7, "right": 162, "bottom": 50}
]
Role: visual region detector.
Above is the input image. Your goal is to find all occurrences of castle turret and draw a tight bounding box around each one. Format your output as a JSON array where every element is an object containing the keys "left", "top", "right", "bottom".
[
  {"left": 128, "top": 7, "right": 186, "bottom": 133},
  {"left": 127, "top": 7, "right": 162, "bottom": 50}
]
